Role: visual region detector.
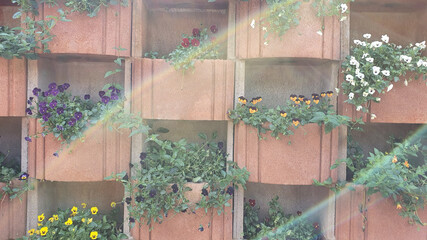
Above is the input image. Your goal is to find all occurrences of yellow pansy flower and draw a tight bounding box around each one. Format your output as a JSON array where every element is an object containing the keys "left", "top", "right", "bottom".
[
  {"left": 91, "top": 207, "right": 98, "bottom": 215},
  {"left": 87, "top": 218, "right": 93, "bottom": 224},
  {"left": 49, "top": 217, "right": 54, "bottom": 223},
  {"left": 81, "top": 203, "right": 87, "bottom": 208},
  {"left": 82, "top": 218, "right": 86, "bottom": 223},
  {"left": 71, "top": 206, "right": 78, "bottom": 214},
  {"left": 65, "top": 218, "right": 73, "bottom": 226},
  {"left": 53, "top": 215, "right": 58, "bottom": 221},
  {"left": 38, "top": 213, "right": 45, "bottom": 222},
  {"left": 111, "top": 202, "right": 117, "bottom": 208},
  {"left": 90, "top": 231, "right": 98, "bottom": 239},
  {"left": 28, "top": 229, "right": 35, "bottom": 236},
  {"left": 40, "top": 227, "right": 48, "bottom": 236}
]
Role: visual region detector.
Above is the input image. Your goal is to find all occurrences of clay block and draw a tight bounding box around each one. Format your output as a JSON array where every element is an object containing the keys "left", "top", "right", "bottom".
[
  {"left": 234, "top": 123, "right": 338, "bottom": 185},
  {"left": 0, "top": 180, "right": 27, "bottom": 240},
  {"left": 37, "top": 3, "right": 131, "bottom": 56},
  {"left": 0, "top": 58, "right": 27, "bottom": 117},
  {"left": 236, "top": 0, "right": 340, "bottom": 60},
  {"left": 27, "top": 119, "right": 130, "bottom": 182},
  {"left": 132, "top": 59, "right": 234, "bottom": 121}
]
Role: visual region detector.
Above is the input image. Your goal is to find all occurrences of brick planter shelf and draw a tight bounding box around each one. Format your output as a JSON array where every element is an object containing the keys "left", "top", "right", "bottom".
[
  {"left": 132, "top": 58, "right": 234, "bottom": 121},
  {"left": 0, "top": 58, "right": 27, "bottom": 117},
  {"left": 130, "top": 183, "right": 232, "bottom": 240},
  {"left": 36, "top": 3, "right": 131, "bottom": 56},
  {"left": 336, "top": 186, "right": 427, "bottom": 240},
  {"left": 0, "top": 180, "right": 27, "bottom": 240},
  {"left": 339, "top": 76, "right": 427, "bottom": 124},
  {"left": 234, "top": 123, "right": 338, "bottom": 185},
  {"left": 236, "top": 0, "right": 340, "bottom": 60},
  {"left": 27, "top": 119, "right": 130, "bottom": 182}
]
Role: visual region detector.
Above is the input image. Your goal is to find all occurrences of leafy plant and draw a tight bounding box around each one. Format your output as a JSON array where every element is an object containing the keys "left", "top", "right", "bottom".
[
  {"left": 107, "top": 132, "right": 249, "bottom": 230},
  {"left": 19, "top": 204, "right": 127, "bottom": 239},
  {"left": 0, "top": 151, "right": 32, "bottom": 200},
  {"left": 244, "top": 196, "right": 322, "bottom": 240},
  {"left": 341, "top": 34, "right": 427, "bottom": 118},
  {"left": 166, "top": 25, "right": 220, "bottom": 72},
  {"left": 144, "top": 51, "right": 161, "bottom": 59},
  {"left": 228, "top": 91, "right": 351, "bottom": 138}
]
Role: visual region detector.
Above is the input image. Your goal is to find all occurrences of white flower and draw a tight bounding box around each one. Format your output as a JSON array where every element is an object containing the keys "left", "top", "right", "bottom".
[
  {"left": 417, "top": 59, "right": 424, "bottom": 67},
  {"left": 397, "top": 45, "right": 402, "bottom": 49},
  {"left": 381, "top": 70, "right": 390, "bottom": 76},
  {"left": 415, "top": 41, "right": 426, "bottom": 49},
  {"left": 264, "top": 41, "right": 268, "bottom": 46},
  {"left": 356, "top": 72, "right": 365, "bottom": 80},
  {"left": 362, "top": 53, "right": 369, "bottom": 59},
  {"left": 371, "top": 114, "right": 377, "bottom": 120},
  {"left": 370, "top": 41, "right": 383, "bottom": 48},
  {"left": 350, "top": 80, "right": 356, "bottom": 86},
  {"left": 340, "top": 16, "right": 347, "bottom": 22},
  {"left": 363, "top": 33, "right": 371, "bottom": 39},
  {"left": 356, "top": 106, "right": 363, "bottom": 111},
  {"left": 387, "top": 84, "right": 393, "bottom": 92},
  {"left": 250, "top": 19, "right": 255, "bottom": 29},
  {"left": 354, "top": 40, "right": 362, "bottom": 45},
  {"left": 372, "top": 66, "right": 381, "bottom": 75},
  {"left": 340, "top": 3, "right": 348, "bottom": 13},
  {"left": 348, "top": 92, "right": 354, "bottom": 100},
  {"left": 361, "top": 42, "right": 367, "bottom": 47},
  {"left": 346, "top": 74, "right": 354, "bottom": 81},
  {"left": 317, "top": 30, "right": 323, "bottom": 36},
  {"left": 262, "top": 27, "right": 267, "bottom": 32},
  {"left": 423, "top": 62, "right": 427, "bottom": 67},
  {"left": 404, "top": 79, "right": 408, "bottom": 86},
  {"left": 350, "top": 59, "right": 359, "bottom": 66},
  {"left": 362, "top": 81, "right": 369, "bottom": 87},
  {"left": 335, "top": 88, "right": 340, "bottom": 93},
  {"left": 363, "top": 92, "right": 368, "bottom": 97},
  {"left": 355, "top": 68, "right": 360, "bottom": 75},
  {"left": 381, "top": 34, "right": 389, "bottom": 43},
  {"left": 366, "top": 57, "right": 374, "bottom": 63},
  {"left": 368, "top": 87, "right": 375, "bottom": 95},
  {"left": 399, "top": 55, "right": 412, "bottom": 63},
  {"left": 376, "top": 97, "right": 381, "bottom": 102}
]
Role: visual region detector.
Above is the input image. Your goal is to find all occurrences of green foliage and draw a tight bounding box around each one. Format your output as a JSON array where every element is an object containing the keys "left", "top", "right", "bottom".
[
  {"left": 243, "top": 196, "right": 322, "bottom": 240},
  {"left": 0, "top": 152, "right": 32, "bottom": 200},
  {"left": 261, "top": 0, "right": 302, "bottom": 40},
  {"left": 228, "top": 93, "right": 350, "bottom": 139},
  {"left": 19, "top": 205, "right": 127, "bottom": 239},
  {"left": 109, "top": 133, "right": 249, "bottom": 229},
  {"left": 311, "top": 0, "right": 353, "bottom": 18},
  {"left": 166, "top": 26, "right": 220, "bottom": 72},
  {"left": 341, "top": 35, "right": 427, "bottom": 115},
  {"left": 144, "top": 51, "right": 161, "bottom": 59}
]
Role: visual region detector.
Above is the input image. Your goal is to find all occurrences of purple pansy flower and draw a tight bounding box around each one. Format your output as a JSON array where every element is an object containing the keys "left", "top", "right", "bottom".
[
  {"left": 48, "top": 83, "right": 57, "bottom": 90},
  {"left": 102, "top": 96, "right": 110, "bottom": 104},
  {"left": 32, "top": 88, "right": 41, "bottom": 96},
  {"left": 25, "top": 136, "right": 32, "bottom": 142},
  {"left": 27, "top": 99, "right": 32, "bottom": 105},
  {"left": 63, "top": 83, "right": 70, "bottom": 90},
  {"left": 84, "top": 94, "right": 90, "bottom": 100},
  {"left": 74, "top": 112, "right": 83, "bottom": 120},
  {"left": 42, "top": 113, "right": 51, "bottom": 122},
  {"left": 115, "top": 89, "right": 121, "bottom": 94},
  {"left": 58, "top": 85, "right": 65, "bottom": 93},
  {"left": 19, "top": 172, "right": 29, "bottom": 180},
  {"left": 111, "top": 93, "right": 119, "bottom": 101},
  {"left": 108, "top": 86, "right": 116, "bottom": 91},
  {"left": 56, "top": 125, "right": 63, "bottom": 131},
  {"left": 68, "top": 118, "right": 77, "bottom": 126},
  {"left": 56, "top": 107, "right": 64, "bottom": 115},
  {"left": 49, "top": 100, "right": 57, "bottom": 109},
  {"left": 26, "top": 108, "right": 32, "bottom": 115},
  {"left": 39, "top": 107, "right": 47, "bottom": 114},
  {"left": 99, "top": 91, "right": 105, "bottom": 97},
  {"left": 51, "top": 89, "right": 59, "bottom": 96},
  {"left": 39, "top": 101, "right": 47, "bottom": 107},
  {"left": 53, "top": 152, "right": 59, "bottom": 157}
]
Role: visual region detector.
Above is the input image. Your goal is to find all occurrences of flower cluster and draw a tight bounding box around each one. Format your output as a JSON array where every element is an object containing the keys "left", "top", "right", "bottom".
[
  {"left": 341, "top": 34, "right": 427, "bottom": 116},
  {"left": 108, "top": 132, "right": 249, "bottom": 230},
  {"left": 229, "top": 91, "right": 350, "bottom": 138},
  {"left": 166, "top": 25, "right": 220, "bottom": 71},
  {"left": 25, "top": 83, "right": 125, "bottom": 155},
  {"left": 19, "top": 204, "right": 126, "bottom": 240},
  {"left": 243, "top": 196, "right": 323, "bottom": 240}
]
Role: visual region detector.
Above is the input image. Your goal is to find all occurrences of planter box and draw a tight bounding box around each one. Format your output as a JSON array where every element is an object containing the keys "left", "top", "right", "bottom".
[
  {"left": 336, "top": 186, "right": 427, "bottom": 240},
  {"left": 235, "top": 0, "right": 340, "bottom": 60},
  {"left": 234, "top": 123, "right": 338, "bottom": 185},
  {"left": 0, "top": 180, "right": 27, "bottom": 240},
  {"left": 132, "top": 58, "right": 234, "bottom": 120},
  {"left": 36, "top": 3, "right": 131, "bottom": 56},
  {"left": 338, "top": 75, "right": 427, "bottom": 124},
  {"left": 27, "top": 119, "right": 130, "bottom": 182},
  {"left": 0, "top": 58, "right": 27, "bottom": 117}
]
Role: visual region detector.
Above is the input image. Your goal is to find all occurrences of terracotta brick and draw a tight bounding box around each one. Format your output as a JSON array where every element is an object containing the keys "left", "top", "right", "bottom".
[
  {"left": 234, "top": 123, "right": 338, "bottom": 185},
  {"left": 0, "top": 58, "right": 27, "bottom": 117},
  {"left": 236, "top": 0, "right": 341, "bottom": 60},
  {"left": 36, "top": 3, "right": 131, "bottom": 56},
  {"left": 132, "top": 59, "right": 234, "bottom": 121},
  {"left": 0, "top": 180, "right": 27, "bottom": 239},
  {"left": 27, "top": 119, "right": 130, "bottom": 182}
]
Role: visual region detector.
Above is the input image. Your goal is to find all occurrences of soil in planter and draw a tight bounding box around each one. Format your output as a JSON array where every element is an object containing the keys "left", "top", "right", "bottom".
[{"left": 140, "top": 0, "right": 228, "bottom": 58}]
